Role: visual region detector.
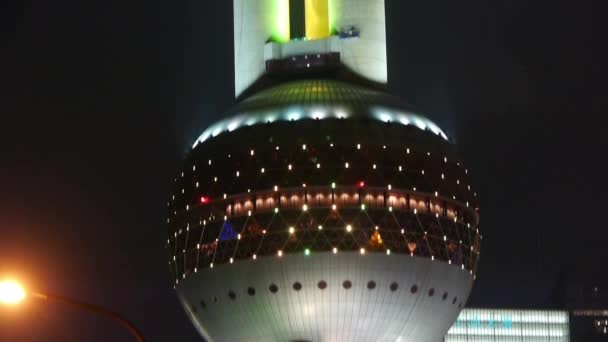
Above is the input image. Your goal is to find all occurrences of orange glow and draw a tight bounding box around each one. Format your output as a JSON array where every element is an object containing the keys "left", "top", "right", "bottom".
[
  {"left": 0, "top": 280, "right": 26, "bottom": 305},
  {"left": 221, "top": 188, "right": 476, "bottom": 224},
  {"left": 369, "top": 231, "right": 383, "bottom": 249},
  {"left": 408, "top": 242, "right": 417, "bottom": 254}
]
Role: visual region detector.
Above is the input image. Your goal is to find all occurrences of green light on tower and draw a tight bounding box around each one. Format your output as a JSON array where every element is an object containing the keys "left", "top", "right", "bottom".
[
  {"left": 271, "top": 0, "right": 291, "bottom": 42},
  {"left": 304, "top": 248, "right": 311, "bottom": 256},
  {"left": 328, "top": 0, "right": 339, "bottom": 34}
]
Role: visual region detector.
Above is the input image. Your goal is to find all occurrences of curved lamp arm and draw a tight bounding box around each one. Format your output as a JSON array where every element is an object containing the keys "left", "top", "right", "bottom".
[{"left": 31, "top": 292, "right": 145, "bottom": 342}]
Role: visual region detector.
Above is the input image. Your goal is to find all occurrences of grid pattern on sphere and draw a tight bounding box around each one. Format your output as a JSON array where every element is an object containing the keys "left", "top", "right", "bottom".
[
  {"left": 231, "top": 79, "right": 404, "bottom": 112},
  {"left": 168, "top": 133, "right": 480, "bottom": 285}
]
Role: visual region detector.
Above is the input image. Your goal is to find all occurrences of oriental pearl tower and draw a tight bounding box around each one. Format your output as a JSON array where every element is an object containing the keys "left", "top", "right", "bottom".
[{"left": 167, "top": 1, "right": 480, "bottom": 341}]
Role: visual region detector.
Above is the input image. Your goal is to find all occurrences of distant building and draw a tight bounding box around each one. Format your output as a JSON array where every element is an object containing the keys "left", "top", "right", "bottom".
[
  {"left": 446, "top": 309, "right": 570, "bottom": 341},
  {"left": 442, "top": 275, "right": 608, "bottom": 341},
  {"left": 564, "top": 276, "right": 608, "bottom": 341}
]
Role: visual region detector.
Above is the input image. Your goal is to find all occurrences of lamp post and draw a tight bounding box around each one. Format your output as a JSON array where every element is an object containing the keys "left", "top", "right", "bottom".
[{"left": 0, "top": 280, "right": 145, "bottom": 342}]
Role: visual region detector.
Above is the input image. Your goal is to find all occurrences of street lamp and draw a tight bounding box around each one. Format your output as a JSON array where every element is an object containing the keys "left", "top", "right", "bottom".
[
  {"left": 0, "top": 279, "right": 145, "bottom": 342},
  {"left": 0, "top": 280, "right": 26, "bottom": 305}
]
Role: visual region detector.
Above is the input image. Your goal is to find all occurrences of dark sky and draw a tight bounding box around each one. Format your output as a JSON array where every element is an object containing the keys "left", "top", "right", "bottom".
[{"left": 0, "top": 0, "right": 604, "bottom": 341}]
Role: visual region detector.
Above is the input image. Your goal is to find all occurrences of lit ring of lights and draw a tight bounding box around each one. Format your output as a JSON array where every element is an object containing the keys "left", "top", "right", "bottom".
[{"left": 193, "top": 106, "right": 448, "bottom": 148}]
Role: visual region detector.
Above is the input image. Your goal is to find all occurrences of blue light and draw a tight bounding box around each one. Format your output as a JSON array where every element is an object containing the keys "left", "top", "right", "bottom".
[{"left": 219, "top": 222, "right": 237, "bottom": 241}]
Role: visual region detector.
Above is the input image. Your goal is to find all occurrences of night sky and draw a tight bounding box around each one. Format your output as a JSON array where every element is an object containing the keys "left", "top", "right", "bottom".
[{"left": 1, "top": 0, "right": 604, "bottom": 341}]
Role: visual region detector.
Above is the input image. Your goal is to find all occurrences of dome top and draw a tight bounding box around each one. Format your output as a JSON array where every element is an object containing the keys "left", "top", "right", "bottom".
[{"left": 193, "top": 79, "right": 448, "bottom": 148}]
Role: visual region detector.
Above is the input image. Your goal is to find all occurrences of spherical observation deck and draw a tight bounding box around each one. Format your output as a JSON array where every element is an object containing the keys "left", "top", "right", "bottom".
[{"left": 167, "top": 79, "right": 481, "bottom": 342}]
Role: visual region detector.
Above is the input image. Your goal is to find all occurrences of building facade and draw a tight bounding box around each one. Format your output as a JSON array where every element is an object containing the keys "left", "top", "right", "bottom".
[{"left": 446, "top": 309, "right": 570, "bottom": 342}]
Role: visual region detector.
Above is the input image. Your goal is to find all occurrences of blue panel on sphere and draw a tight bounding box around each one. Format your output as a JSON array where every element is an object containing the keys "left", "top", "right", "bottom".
[{"left": 220, "top": 222, "right": 237, "bottom": 241}]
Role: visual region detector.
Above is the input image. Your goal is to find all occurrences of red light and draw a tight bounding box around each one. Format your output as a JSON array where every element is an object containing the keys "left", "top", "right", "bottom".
[
  {"left": 358, "top": 181, "right": 365, "bottom": 188},
  {"left": 200, "top": 196, "right": 210, "bottom": 205}
]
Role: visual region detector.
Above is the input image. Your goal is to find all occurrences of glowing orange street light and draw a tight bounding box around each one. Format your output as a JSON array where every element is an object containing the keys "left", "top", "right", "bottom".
[
  {"left": 0, "top": 280, "right": 26, "bottom": 305},
  {"left": 0, "top": 279, "right": 145, "bottom": 342}
]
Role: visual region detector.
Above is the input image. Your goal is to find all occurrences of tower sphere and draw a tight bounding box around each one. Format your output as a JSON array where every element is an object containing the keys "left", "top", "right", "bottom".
[
  {"left": 168, "top": 1, "right": 480, "bottom": 341},
  {"left": 168, "top": 79, "right": 480, "bottom": 341}
]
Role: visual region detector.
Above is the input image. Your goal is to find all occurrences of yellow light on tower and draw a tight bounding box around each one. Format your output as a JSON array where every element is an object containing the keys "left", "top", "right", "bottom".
[
  {"left": 305, "top": 0, "right": 330, "bottom": 40},
  {"left": 0, "top": 280, "right": 26, "bottom": 305}
]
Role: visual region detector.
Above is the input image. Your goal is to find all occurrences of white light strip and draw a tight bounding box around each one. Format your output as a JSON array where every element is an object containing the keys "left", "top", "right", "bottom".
[
  {"left": 192, "top": 106, "right": 448, "bottom": 148},
  {"left": 447, "top": 327, "right": 567, "bottom": 337}
]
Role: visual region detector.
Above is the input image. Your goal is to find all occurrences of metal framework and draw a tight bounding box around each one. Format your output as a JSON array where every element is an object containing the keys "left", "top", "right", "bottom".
[{"left": 167, "top": 119, "right": 480, "bottom": 285}]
